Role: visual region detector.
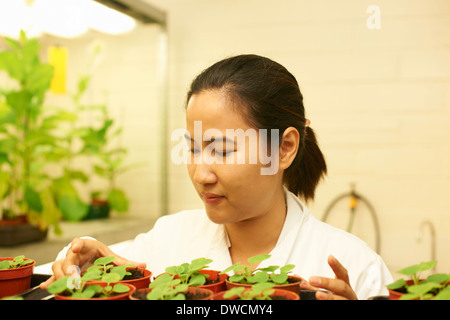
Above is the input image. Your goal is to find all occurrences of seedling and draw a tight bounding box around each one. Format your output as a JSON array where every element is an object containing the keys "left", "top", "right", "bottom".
[
  {"left": 0, "top": 256, "right": 34, "bottom": 269},
  {"left": 387, "top": 260, "right": 450, "bottom": 300},
  {"left": 82, "top": 256, "right": 134, "bottom": 282},
  {"left": 224, "top": 282, "right": 275, "bottom": 300},
  {"left": 165, "top": 257, "right": 213, "bottom": 286},
  {"left": 221, "top": 254, "right": 295, "bottom": 285},
  {"left": 47, "top": 272, "right": 130, "bottom": 299},
  {"left": 146, "top": 273, "right": 189, "bottom": 300}
]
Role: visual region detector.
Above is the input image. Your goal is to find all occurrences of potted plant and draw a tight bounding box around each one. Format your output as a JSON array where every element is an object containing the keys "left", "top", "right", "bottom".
[
  {"left": 0, "top": 31, "right": 66, "bottom": 243},
  {"left": 212, "top": 282, "right": 299, "bottom": 300},
  {"left": 81, "top": 255, "right": 152, "bottom": 289},
  {"left": 165, "top": 257, "right": 228, "bottom": 293},
  {"left": 130, "top": 273, "right": 214, "bottom": 300},
  {"left": 222, "top": 254, "right": 301, "bottom": 293},
  {"left": 0, "top": 255, "right": 35, "bottom": 298},
  {"left": 46, "top": 272, "right": 135, "bottom": 300},
  {"left": 386, "top": 260, "right": 450, "bottom": 300}
]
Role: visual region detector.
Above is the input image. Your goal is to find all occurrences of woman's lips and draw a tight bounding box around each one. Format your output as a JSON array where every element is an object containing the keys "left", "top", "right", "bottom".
[{"left": 201, "top": 193, "right": 225, "bottom": 204}]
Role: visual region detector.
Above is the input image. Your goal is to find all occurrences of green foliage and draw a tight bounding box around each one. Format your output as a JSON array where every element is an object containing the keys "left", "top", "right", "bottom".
[
  {"left": 147, "top": 273, "right": 189, "bottom": 300},
  {"left": 387, "top": 260, "right": 450, "bottom": 300},
  {"left": 0, "top": 31, "right": 64, "bottom": 231},
  {"left": 0, "top": 255, "right": 34, "bottom": 270},
  {"left": 47, "top": 271, "right": 130, "bottom": 299},
  {"left": 221, "top": 254, "right": 295, "bottom": 285},
  {"left": 223, "top": 282, "right": 275, "bottom": 300},
  {"left": 82, "top": 256, "right": 134, "bottom": 282},
  {"left": 165, "top": 257, "right": 213, "bottom": 286}
]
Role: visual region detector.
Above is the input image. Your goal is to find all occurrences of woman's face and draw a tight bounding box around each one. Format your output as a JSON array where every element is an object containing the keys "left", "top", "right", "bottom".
[{"left": 185, "top": 89, "right": 284, "bottom": 225}]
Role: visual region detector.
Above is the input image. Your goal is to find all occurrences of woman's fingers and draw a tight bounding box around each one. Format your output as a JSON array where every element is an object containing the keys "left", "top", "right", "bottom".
[
  {"left": 39, "top": 238, "right": 146, "bottom": 289},
  {"left": 307, "top": 255, "right": 358, "bottom": 300}
]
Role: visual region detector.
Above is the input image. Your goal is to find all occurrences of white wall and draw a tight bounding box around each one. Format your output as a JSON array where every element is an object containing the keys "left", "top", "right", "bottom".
[{"left": 147, "top": 0, "right": 450, "bottom": 275}]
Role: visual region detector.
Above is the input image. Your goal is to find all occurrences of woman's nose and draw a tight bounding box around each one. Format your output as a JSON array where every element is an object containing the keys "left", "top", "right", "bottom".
[{"left": 192, "top": 162, "right": 218, "bottom": 185}]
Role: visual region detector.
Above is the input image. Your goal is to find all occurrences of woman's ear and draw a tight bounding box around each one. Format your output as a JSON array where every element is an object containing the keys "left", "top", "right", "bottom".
[{"left": 279, "top": 127, "right": 300, "bottom": 171}]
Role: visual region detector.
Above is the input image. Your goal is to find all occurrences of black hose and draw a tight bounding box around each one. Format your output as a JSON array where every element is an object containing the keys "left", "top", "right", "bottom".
[{"left": 322, "top": 191, "right": 381, "bottom": 254}]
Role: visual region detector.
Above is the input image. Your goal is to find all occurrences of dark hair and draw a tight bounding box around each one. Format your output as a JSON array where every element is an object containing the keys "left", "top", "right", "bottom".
[{"left": 186, "top": 54, "right": 327, "bottom": 202}]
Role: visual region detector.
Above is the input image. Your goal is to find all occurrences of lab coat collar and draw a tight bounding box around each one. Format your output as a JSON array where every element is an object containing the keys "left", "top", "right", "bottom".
[{"left": 215, "top": 186, "right": 308, "bottom": 270}]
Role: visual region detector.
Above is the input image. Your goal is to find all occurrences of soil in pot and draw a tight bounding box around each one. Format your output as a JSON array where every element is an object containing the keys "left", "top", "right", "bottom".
[{"left": 0, "top": 258, "right": 35, "bottom": 298}]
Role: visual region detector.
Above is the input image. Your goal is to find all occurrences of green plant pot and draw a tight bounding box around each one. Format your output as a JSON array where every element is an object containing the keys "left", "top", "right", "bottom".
[{"left": 84, "top": 200, "right": 110, "bottom": 220}]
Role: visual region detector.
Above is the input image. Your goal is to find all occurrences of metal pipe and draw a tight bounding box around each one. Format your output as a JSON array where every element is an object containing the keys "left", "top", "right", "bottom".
[{"left": 416, "top": 220, "right": 437, "bottom": 272}]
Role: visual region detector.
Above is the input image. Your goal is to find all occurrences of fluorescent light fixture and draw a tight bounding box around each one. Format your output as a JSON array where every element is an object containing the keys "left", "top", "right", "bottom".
[
  {"left": 87, "top": 1, "right": 136, "bottom": 35},
  {"left": 0, "top": 0, "right": 136, "bottom": 39}
]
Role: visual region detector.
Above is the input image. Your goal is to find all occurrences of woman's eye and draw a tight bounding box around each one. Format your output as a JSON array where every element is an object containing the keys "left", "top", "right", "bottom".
[{"left": 215, "top": 150, "right": 234, "bottom": 156}]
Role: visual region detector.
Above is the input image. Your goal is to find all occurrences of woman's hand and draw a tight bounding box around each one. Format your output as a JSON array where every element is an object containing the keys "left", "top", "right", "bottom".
[
  {"left": 300, "top": 255, "right": 358, "bottom": 300},
  {"left": 39, "top": 238, "right": 146, "bottom": 289}
]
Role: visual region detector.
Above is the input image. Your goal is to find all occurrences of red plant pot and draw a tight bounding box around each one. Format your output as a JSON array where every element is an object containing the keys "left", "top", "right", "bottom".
[
  {"left": 226, "top": 275, "right": 302, "bottom": 294},
  {"left": 54, "top": 283, "right": 136, "bottom": 300},
  {"left": 130, "top": 286, "right": 214, "bottom": 300},
  {"left": 212, "top": 288, "right": 300, "bottom": 300},
  {"left": 197, "top": 270, "right": 228, "bottom": 293},
  {"left": 0, "top": 258, "right": 35, "bottom": 298}
]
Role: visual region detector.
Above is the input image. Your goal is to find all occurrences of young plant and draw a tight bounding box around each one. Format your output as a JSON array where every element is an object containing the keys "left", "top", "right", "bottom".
[
  {"left": 165, "top": 257, "right": 213, "bottom": 286},
  {"left": 387, "top": 260, "right": 450, "bottom": 300},
  {"left": 224, "top": 282, "right": 275, "bottom": 300},
  {"left": 221, "top": 254, "right": 295, "bottom": 285},
  {"left": 47, "top": 272, "right": 130, "bottom": 299},
  {"left": 146, "top": 273, "right": 188, "bottom": 300},
  {"left": 0, "top": 255, "right": 34, "bottom": 269},
  {"left": 82, "top": 256, "right": 134, "bottom": 282}
]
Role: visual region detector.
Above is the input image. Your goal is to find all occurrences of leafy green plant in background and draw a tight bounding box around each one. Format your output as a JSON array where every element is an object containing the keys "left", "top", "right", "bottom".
[
  {"left": 165, "top": 257, "right": 213, "bottom": 286},
  {"left": 0, "top": 30, "right": 65, "bottom": 232},
  {"left": 387, "top": 260, "right": 450, "bottom": 300},
  {"left": 221, "top": 254, "right": 295, "bottom": 285}
]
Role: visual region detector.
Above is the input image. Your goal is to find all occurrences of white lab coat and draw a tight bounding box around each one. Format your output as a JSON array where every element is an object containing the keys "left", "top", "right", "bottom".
[{"left": 56, "top": 189, "right": 393, "bottom": 299}]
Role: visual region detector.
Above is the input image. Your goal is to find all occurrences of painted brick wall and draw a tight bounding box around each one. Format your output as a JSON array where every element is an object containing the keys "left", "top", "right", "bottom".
[{"left": 148, "top": 0, "right": 450, "bottom": 275}]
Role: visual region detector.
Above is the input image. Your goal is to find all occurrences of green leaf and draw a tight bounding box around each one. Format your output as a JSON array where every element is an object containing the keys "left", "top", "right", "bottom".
[
  {"left": 386, "top": 278, "right": 406, "bottom": 291},
  {"left": 81, "top": 270, "right": 102, "bottom": 282},
  {"left": 94, "top": 256, "right": 116, "bottom": 266},
  {"left": 101, "top": 272, "right": 121, "bottom": 284},
  {"left": 25, "top": 186, "right": 43, "bottom": 212},
  {"left": 47, "top": 277, "right": 70, "bottom": 294},
  {"left": 188, "top": 274, "right": 207, "bottom": 286},
  {"left": 113, "top": 284, "right": 130, "bottom": 294},
  {"left": 228, "top": 274, "right": 245, "bottom": 283},
  {"left": 396, "top": 261, "right": 437, "bottom": 276},
  {"left": 0, "top": 260, "right": 11, "bottom": 269},
  {"left": 247, "top": 271, "right": 269, "bottom": 284},
  {"left": 58, "top": 193, "right": 89, "bottom": 222},
  {"left": 280, "top": 264, "right": 295, "bottom": 274},
  {"left": 432, "top": 286, "right": 450, "bottom": 300},
  {"left": 270, "top": 273, "right": 288, "bottom": 284},
  {"left": 248, "top": 254, "right": 271, "bottom": 265},
  {"left": 108, "top": 189, "right": 129, "bottom": 213}
]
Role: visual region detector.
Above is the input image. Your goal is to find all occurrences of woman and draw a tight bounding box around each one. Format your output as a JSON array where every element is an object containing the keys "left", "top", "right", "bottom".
[{"left": 41, "top": 54, "right": 392, "bottom": 300}]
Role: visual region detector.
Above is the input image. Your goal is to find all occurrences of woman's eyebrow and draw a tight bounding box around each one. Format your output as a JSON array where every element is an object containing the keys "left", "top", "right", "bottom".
[{"left": 184, "top": 132, "right": 236, "bottom": 146}]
